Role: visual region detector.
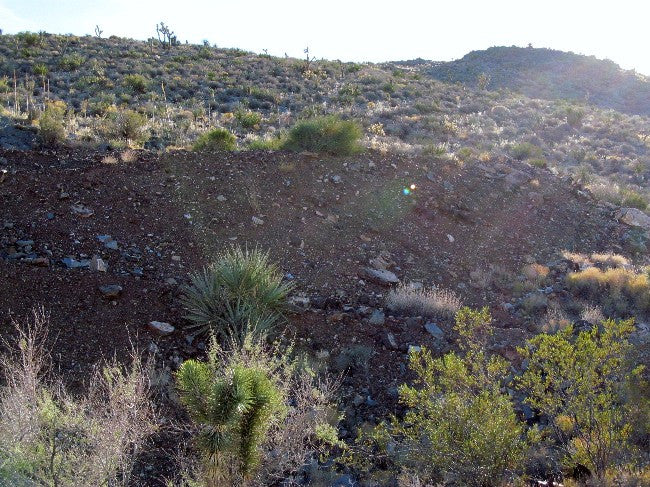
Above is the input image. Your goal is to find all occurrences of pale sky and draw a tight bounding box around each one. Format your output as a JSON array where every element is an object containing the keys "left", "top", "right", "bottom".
[{"left": 1, "top": 0, "right": 649, "bottom": 75}]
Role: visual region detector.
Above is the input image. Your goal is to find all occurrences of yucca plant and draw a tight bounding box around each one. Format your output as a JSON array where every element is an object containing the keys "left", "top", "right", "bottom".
[
  {"left": 176, "top": 347, "right": 284, "bottom": 484},
  {"left": 180, "top": 247, "right": 293, "bottom": 342}
]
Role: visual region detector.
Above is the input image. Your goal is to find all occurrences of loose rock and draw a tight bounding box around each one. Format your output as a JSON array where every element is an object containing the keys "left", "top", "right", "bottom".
[
  {"left": 99, "top": 284, "right": 123, "bottom": 299},
  {"left": 148, "top": 321, "right": 175, "bottom": 336}
]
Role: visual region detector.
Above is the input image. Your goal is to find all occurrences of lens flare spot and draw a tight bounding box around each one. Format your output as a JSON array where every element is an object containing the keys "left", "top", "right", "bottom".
[
  {"left": 410, "top": 184, "right": 416, "bottom": 190},
  {"left": 403, "top": 188, "right": 411, "bottom": 195}
]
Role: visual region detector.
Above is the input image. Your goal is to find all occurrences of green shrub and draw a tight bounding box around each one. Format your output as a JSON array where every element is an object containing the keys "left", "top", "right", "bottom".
[
  {"left": 32, "top": 63, "right": 48, "bottom": 77},
  {"left": 122, "top": 74, "right": 149, "bottom": 94},
  {"left": 565, "top": 266, "right": 650, "bottom": 315},
  {"left": 565, "top": 106, "right": 585, "bottom": 128},
  {"left": 621, "top": 189, "right": 648, "bottom": 211},
  {"left": 283, "top": 115, "right": 363, "bottom": 155},
  {"left": 180, "top": 247, "right": 292, "bottom": 341},
  {"left": 58, "top": 54, "right": 85, "bottom": 71},
  {"left": 234, "top": 109, "right": 262, "bottom": 129},
  {"left": 518, "top": 318, "right": 646, "bottom": 478},
  {"left": 16, "top": 31, "right": 42, "bottom": 47},
  {"left": 360, "top": 308, "right": 527, "bottom": 486},
  {"left": 510, "top": 142, "right": 543, "bottom": 161},
  {"left": 192, "top": 128, "right": 237, "bottom": 151},
  {"left": 246, "top": 136, "right": 284, "bottom": 150},
  {"left": 110, "top": 109, "right": 149, "bottom": 146},
  {"left": 39, "top": 101, "right": 67, "bottom": 146}
]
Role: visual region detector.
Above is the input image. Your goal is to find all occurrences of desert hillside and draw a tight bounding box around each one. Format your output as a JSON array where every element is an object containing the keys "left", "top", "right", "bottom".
[
  {"left": 0, "top": 31, "right": 649, "bottom": 487},
  {"left": 427, "top": 46, "right": 650, "bottom": 116}
]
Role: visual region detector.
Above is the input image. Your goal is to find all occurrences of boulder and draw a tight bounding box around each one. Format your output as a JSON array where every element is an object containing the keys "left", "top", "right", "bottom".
[{"left": 616, "top": 207, "right": 650, "bottom": 230}]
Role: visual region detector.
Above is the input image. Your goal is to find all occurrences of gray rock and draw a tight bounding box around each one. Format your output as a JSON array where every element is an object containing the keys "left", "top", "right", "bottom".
[
  {"left": 288, "top": 295, "right": 310, "bottom": 308},
  {"left": 616, "top": 207, "right": 650, "bottom": 230},
  {"left": 368, "top": 309, "right": 385, "bottom": 325},
  {"left": 105, "top": 240, "right": 119, "bottom": 250},
  {"left": 99, "top": 284, "right": 123, "bottom": 299},
  {"left": 332, "top": 474, "right": 355, "bottom": 487},
  {"left": 148, "top": 321, "right": 175, "bottom": 336},
  {"left": 90, "top": 255, "right": 108, "bottom": 272},
  {"left": 25, "top": 257, "right": 49, "bottom": 267},
  {"left": 424, "top": 322, "right": 445, "bottom": 340},
  {"left": 352, "top": 394, "right": 364, "bottom": 407},
  {"left": 386, "top": 333, "right": 398, "bottom": 349},
  {"left": 408, "top": 345, "right": 422, "bottom": 354},
  {"left": 15, "top": 240, "right": 34, "bottom": 247},
  {"left": 62, "top": 257, "right": 90, "bottom": 268},
  {"left": 361, "top": 267, "right": 399, "bottom": 286}
]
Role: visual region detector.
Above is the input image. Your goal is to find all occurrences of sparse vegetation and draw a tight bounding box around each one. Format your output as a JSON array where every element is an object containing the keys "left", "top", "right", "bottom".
[
  {"left": 1, "top": 29, "right": 650, "bottom": 487},
  {"left": 518, "top": 318, "right": 646, "bottom": 478},
  {"left": 566, "top": 266, "right": 650, "bottom": 315},
  {"left": 283, "top": 115, "right": 363, "bottom": 155},
  {"left": 386, "top": 283, "right": 462, "bottom": 318},
  {"left": 0, "top": 309, "right": 155, "bottom": 486},
  {"left": 192, "top": 127, "right": 237, "bottom": 151}
]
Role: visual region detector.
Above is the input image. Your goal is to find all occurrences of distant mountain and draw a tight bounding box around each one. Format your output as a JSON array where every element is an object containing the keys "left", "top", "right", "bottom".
[{"left": 426, "top": 46, "right": 650, "bottom": 116}]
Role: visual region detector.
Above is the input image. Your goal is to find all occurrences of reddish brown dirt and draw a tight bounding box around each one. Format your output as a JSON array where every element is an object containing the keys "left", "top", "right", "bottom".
[
  {"left": 0, "top": 146, "right": 630, "bottom": 484},
  {"left": 0, "top": 147, "right": 623, "bottom": 385}
]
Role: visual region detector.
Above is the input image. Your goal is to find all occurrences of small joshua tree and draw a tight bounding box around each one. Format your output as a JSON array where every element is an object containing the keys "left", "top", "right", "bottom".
[{"left": 176, "top": 341, "right": 285, "bottom": 484}]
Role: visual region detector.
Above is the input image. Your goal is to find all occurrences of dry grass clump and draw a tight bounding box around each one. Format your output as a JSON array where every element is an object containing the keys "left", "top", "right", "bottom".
[
  {"left": 581, "top": 304, "right": 605, "bottom": 324},
  {"left": 590, "top": 252, "right": 630, "bottom": 269},
  {"left": 562, "top": 250, "right": 593, "bottom": 269},
  {"left": 0, "top": 308, "right": 156, "bottom": 486},
  {"left": 387, "top": 284, "right": 462, "bottom": 318},
  {"left": 563, "top": 251, "right": 630, "bottom": 270},
  {"left": 522, "top": 263, "right": 550, "bottom": 286},
  {"left": 540, "top": 305, "right": 572, "bottom": 333},
  {"left": 566, "top": 267, "right": 650, "bottom": 314}
]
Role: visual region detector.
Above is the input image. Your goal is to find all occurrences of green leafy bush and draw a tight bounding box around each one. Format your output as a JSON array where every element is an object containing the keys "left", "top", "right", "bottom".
[
  {"left": 356, "top": 308, "right": 527, "bottom": 486},
  {"left": 518, "top": 318, "right": 647, "bottom": 478},
  {"left": 122, "top": 74, "right": 149, "bottom": 94},
  {"left": 33, "top": 63, "right": 48, "bottom": 77},
  {"left": 180, "top": 247, "right": 292, "bottom": 341},
  {"left": 510, "top": 142, "right": 543, "bottom": 160},
  {"left": 192, "top": 128, "right": 237, "bottom": 151},
  {"left": 39, "top": 100, "right": 67, "bottom": 146},
  {"left": 16, "top": 31, "right": 42, "bottom": 47},
  {"left": 621, "top": 189, "right": 648, "bottom": 211},
  {"left": 110, "top": 109, "right": 149, "bottom": 146},
  {"left": 565, "top": 266, "right": 650, "bottom": 315},
  {"left": 283, "top": 115, "right": 363, "bottom": 155},
  {"left": 246, "top": 136, "right": 284, "bottom": 151},
  {"left": 58, "top": 54, "right": 85, "bottom": 71},
  {"left": 234, "top": 109, "right": 262, "bottom": 129}
]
